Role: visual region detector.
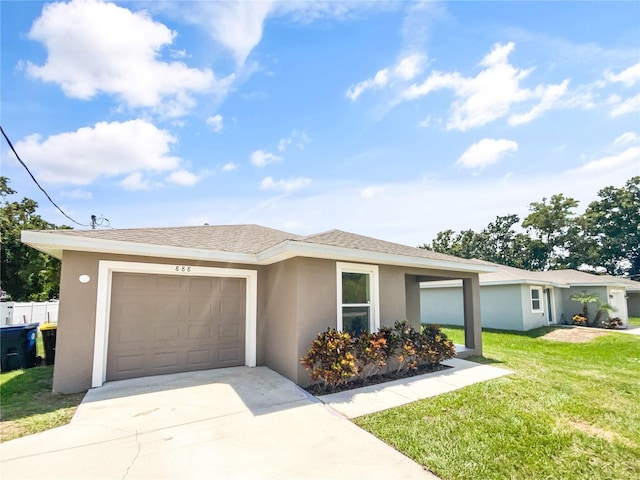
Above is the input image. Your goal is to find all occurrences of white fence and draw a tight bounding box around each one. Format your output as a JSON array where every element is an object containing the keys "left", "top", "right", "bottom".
[{"left": 0, "top": 301, "right": 59, "bottom": 326}]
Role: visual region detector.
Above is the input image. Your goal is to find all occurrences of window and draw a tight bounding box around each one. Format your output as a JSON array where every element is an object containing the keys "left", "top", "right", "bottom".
[
  {"left": 530, "top": 287, "right": 543, "bottom": 312},
  {"left": 336, "top": 262, "right": 379, "bottom": 335}
]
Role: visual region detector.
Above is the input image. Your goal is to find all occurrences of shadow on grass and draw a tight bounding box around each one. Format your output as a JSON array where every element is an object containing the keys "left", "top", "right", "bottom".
[
  {"left": 0, "top": 366, "right": 85, "bottom": 422},
  {"left": 465, "top": 355, "right": 504, "bottom": 365}
]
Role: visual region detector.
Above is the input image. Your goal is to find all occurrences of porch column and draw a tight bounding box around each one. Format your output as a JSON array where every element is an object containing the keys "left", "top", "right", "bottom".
[{"left": 462, "top": 276, "right": 482, "bottom": 355}]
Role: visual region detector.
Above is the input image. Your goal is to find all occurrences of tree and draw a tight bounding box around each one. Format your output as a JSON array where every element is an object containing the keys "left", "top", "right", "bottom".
[
  {"left": 579, "top": 176, "right": 640, "bottom": 276},
  {"left": 1, "top": 176, "right": 68, "bottom": 301},
  {"left": 522, "top": 194, "right": 580, "bottom": 270},
  {"left": 422, "top": 215, "right": 542, "bottom": 270}
]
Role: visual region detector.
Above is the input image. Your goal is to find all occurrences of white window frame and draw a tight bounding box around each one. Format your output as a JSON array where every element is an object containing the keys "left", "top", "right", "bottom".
[
  {"left": 336, "top": 262, "right": 380, "bottom": 333},
  {"left": 530, "top": 286, "right": 543, "bottom": 313}
]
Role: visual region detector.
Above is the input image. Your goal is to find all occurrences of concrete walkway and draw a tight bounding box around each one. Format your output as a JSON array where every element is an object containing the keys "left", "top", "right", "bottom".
[
  {"left": 0, "top": 367, "right": 438, "bottom": 480},
  {"left": 322, "top": 358, "right": 512, "bottom": 418}
]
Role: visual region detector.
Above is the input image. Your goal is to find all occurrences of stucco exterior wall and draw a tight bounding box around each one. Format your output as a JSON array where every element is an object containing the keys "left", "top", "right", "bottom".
[
  {"left": 262, "top": 258, "right": 299, "bottom": 383},
  {"left": 558, "top": 286, "right": 609, "bottom": 322},
  {"left": 628, "top": 292, "right": 640, "bottom": 318},
  {"left": 420, "top": 286, "right": 464, "bottom": 326},
  {"left": 53, "top": 251, "right": 266, "bottom": 393},
  {"left": 520, "top": 285, "right": 549, "bottom": 331},
  {"left": 421, "top": 283, "right": 524, "bottom": 330}
]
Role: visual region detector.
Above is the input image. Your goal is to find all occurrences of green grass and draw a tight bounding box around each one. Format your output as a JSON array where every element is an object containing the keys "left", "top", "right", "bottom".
[
  {"left": 0, "top": 366, "right": 86, "bottom": 442},
  {"left": 355, "top": 326, "right": 640, "bottom": 480},
  {"left": 629, "top": 317, "right": 640, "bottom": 327}
]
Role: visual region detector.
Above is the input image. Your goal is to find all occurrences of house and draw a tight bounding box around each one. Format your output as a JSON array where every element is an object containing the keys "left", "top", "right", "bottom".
[
  {"left": 21, "top": 225, "right": 494, "bottom": 394},
  {"left": 421, "top": 260, "right": 637, "bottom": 331}
]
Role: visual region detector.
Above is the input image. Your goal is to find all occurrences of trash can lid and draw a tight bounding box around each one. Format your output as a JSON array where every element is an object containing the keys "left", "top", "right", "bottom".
[{"left": 40, "top": 323, "right": 58, "bottom": 331}]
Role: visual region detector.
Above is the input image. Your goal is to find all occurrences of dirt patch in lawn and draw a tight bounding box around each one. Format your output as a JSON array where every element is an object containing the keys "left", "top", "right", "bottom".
[
  {"left": 541, "top": 327, "right": 608, "bottom": 343},
  {"left": 568, "top": 420, "right": 636, "bottom": 448}
]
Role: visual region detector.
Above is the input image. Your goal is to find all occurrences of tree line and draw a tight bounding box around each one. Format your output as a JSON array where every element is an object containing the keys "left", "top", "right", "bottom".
[
  {"left": 1, "top": 177, "right": 69, "bottom": 301},
  {"left": 420, "top": 176, "right": 639, "bottom": 278}
]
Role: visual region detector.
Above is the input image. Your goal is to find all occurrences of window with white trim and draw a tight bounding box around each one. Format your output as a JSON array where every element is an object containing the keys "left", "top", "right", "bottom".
[
  {"left": 530, "top": 287, "right": 543, "bottom": 312},
  {"left": 336, "top": 262, "right": 379, "bottom": 335}
]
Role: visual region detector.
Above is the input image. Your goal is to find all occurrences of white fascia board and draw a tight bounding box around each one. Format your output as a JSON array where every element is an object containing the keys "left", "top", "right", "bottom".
[
  {"left": 570, "top": 282, "right": 632, "bottom": 289},
  {"left": 21, "top": 230, "right": 256, "bottom": 264},
  {"left": 420, "top": 279, "right": 569, "bottom": 289},
  {"left": 257, "top": 240, "right": 496, "bottom": 273}
]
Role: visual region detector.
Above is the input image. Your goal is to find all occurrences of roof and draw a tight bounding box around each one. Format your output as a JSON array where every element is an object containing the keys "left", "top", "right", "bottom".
[
  {"left": 21, "top": 224, "right": 495, "bottom": 274},
  {"left": 421, "top": 258, "right": 640, "bottom": 290}
]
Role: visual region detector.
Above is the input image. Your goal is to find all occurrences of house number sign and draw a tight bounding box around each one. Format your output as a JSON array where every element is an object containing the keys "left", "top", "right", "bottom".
[{"left": 175, "top": 265, "right": 192, "bottom": 273}]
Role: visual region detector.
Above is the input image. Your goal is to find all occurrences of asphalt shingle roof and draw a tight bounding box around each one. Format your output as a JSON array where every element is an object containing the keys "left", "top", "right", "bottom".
[{"left": 32, "top": 224, "right": 485, "bottom": 266}]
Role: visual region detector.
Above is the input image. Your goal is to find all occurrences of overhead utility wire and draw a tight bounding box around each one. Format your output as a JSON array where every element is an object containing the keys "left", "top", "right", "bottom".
[{"left": 1, "top": 125, "right": 91, "bottom": 228}]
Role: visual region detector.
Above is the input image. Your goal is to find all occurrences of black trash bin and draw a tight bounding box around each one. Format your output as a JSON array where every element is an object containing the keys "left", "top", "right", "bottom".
[
  {"left": 40, "top": 323, "right": 57, "bottom": 366},
  {"left": 0, "top": 323, "right": 38, "bottom": 372}
]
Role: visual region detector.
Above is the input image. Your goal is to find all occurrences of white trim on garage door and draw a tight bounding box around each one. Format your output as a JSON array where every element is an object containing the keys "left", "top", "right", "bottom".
[{"left": 92, "top": 261, "right": 258, "bottom": 388}]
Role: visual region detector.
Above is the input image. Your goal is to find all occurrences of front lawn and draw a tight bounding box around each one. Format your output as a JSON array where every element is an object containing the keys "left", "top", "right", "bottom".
[
  {"left": 355, "top": 326, "right": 640, "bottom": 480},
  {"left": 629, "top": 316, "right": 640, "bottom": 327},
  {"left": 0, "top": 366, "right": 86, "bottom": 442}
]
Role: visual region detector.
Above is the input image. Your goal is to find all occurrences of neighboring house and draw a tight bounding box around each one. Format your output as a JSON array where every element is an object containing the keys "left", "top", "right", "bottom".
[
  {"left": 421, "top": 260, "right": 636, "bottom": 331},
  {"left": 22, "top": 225, "right": 494, "bottom": 394}
]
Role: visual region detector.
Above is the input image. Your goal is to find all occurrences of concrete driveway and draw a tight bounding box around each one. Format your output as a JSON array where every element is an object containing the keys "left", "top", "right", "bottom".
[{"left": 0, "top": 367, "right": 437, "bottom": 480}]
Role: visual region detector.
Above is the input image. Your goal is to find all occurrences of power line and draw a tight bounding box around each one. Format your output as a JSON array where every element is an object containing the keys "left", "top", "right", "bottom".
[{"left": 1, "top": 125, "right": 91, "bottom": 228}]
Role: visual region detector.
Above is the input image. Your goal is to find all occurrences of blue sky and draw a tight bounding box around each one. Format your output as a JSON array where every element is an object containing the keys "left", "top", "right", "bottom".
[{"left": 2, "top": 0, "right": 639, "bottom": 246}]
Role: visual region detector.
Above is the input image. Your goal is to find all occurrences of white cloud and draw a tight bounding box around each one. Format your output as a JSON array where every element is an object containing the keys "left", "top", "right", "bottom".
[
  {"left": 222, "top": 162, "right": 239, "bottom": 172},
  {"left": 120, "top": 172, "right": 153, "bottom": 191},
  {"left": 206, "top": 114, "right": 224, "bottom": 132},
  {"left": 613, "top": 132, "right": 639, "bottom": 146},
  {"left": 572, "top": 146, "right": 640, "bottom": 174},
  {"left": 277, "top": 130, "right": 311, "bottom": 151},
  {"left": 457, "top": 138, "right": 518, "bottom": 170},
  {"left": 609, "top": 93, "right": 640, "bottom": 117},
  {"left": 418, "top": 115, "right": 431, "bottom": 128},
  {"left": 347, "top": 53, "right": 426, "bottom": 101},
  {"left": 508, "top": 80, "right": 570, "bottom": 125},
  {"left": 605, "top": 62, "right": 640, "bottom": 87},
  {"left": 251, "top": 149, "right": 282, "bottom": 167},
  {"left": 166, "top": 169, "right": 200, "bottom": 186},
  {"left": 261, "top": 176, "right": 311, "bottom": 192},
  {"left": 402, "top": 42, "right": 571, "bottom": 131},
  {"left": 13, "top": 120, "right": 181, "bottom": 185},
  {"left": 174, "top": 1, "right": 275, "bottom": 66},
  {"left": 25, "top": 0, "right": 232, "bottom": 117}
]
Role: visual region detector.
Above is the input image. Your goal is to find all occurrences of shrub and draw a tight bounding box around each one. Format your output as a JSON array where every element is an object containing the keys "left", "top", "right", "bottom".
[
  {"left": 572, "top": 314, "right": 588, "bottom": 326},
  {"left": 353, "top": 331, "right": 390, "bottom": 383},
  {"left": 420, "top": 323, "right": 457, "bottom": 366},
  {"left": 300, "top": 329, "right": 358, "bottom": 392},
  {"left": 301, "top": 322, "right": 457, "bottom": 392},
  {"left": 602, "top": 316, "right": 623, "bottom": 329}
]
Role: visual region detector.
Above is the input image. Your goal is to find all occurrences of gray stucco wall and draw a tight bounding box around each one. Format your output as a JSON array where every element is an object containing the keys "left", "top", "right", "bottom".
[
  {"left": 559, "top": 286, "right": 609, "bottom": 323},
  {"left": 628, "top": 292, "right": 640, "bottom": 318}
]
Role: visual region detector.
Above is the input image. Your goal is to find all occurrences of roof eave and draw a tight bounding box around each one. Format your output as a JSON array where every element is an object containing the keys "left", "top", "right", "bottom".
[
  {"left": 20, "top": 230, "right": 257, "bottom": 264},
  {"left": 21, "top": 231, "right": 496, "bottom": 274},
  {"left": 257, "top": 240, "right": 496, "bottom": 273}
]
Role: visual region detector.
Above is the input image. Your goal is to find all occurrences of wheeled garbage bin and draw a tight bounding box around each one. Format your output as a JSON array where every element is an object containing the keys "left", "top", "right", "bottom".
[
  {"left": 40, "top": 323, "right": 58, "bottom": 366},
  {"left": 0, "top": 323, "right": 38, "bottom": 372}
]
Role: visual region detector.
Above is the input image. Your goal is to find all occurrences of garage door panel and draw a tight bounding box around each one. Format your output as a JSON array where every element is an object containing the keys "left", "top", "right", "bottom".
[{"left": 107, "top": 272, "right": 246, "bottom": 381}]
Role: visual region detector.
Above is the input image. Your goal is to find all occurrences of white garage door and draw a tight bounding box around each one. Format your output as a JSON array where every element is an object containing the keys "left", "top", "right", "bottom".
[{"left": 106, "top": 273, "right": 246, "bottom": 381}]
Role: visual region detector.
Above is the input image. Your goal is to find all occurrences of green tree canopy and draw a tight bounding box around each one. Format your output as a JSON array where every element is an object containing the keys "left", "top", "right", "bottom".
[
  {"left": 1, "top": 176, "right": 69, "bottom": 301},
  {"left": 421, "top": 177, "right": 638, "bottom": 276}
]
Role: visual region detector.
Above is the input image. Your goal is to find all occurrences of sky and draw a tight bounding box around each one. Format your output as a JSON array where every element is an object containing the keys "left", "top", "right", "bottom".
[{"left": 1, "top": 0, "right": 639, "bottom": 247}]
